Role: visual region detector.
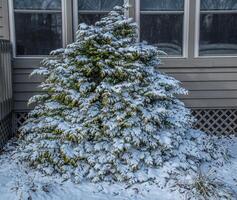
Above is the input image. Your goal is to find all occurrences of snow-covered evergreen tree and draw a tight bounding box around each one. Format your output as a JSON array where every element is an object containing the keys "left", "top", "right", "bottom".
[{"left": 19, "top": 6, "right": 222, "bottom": 184}]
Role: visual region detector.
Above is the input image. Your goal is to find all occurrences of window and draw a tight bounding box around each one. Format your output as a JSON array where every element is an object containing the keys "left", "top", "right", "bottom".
[
  {"left": 199, "top": 0, "right": 237, "bottom": 56},
  {"left": 140, "top": 0, "right": 186, "bottom": 56},
  {"left": 11, "top": 1, "right": 237, "bottom": 60},
  {"left": 12, "top": 0, "right": 63, "bottom": 56},
  {"left": 76, "top": 0, "right": 124, "bottom": 26}
]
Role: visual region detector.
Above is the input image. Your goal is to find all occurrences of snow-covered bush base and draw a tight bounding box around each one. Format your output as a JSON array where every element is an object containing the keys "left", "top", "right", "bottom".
[
  {"left": 0, "top": 135, "right": 236, "bottom": 200},
  {"left": 18, "top": 129, "right": 227, "bottom": 186}
]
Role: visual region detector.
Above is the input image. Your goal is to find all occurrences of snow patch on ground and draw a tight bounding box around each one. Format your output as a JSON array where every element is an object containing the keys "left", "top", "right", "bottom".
[
  {"left": 215, "top": 137, "right": 237, "bottom": 193},
  {"left": 0, "top": 137, "right": 236, "bottom": 200}
]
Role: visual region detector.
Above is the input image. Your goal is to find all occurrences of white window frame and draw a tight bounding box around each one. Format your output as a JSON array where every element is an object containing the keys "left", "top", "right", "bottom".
[
  {"left": 73, "top": 0, "right": 79, "bottom": 38},
  {"left": 136, "top": 0, "right": 189, "bottom": 58},
  {"left": 195, "top": 0, "right": 237, "bottom": 58},
  {"left": 9, "top": 0, "right": 67, "bottom": 59}
]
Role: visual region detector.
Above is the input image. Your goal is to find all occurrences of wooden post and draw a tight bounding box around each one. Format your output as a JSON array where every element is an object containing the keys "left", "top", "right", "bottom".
[{"left": 0, "top": 39, "right": 12, "bottom": 149}]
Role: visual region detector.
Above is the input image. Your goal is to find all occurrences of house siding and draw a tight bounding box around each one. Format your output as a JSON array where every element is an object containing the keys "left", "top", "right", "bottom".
[
  {"left": 12, "top": 59, "right": 237, "bottom": 111},
  {"left": 0, "top": 0, "right": 4, "bottom": 39},
  {"left": 0, "top": 0, "right": 9, "bottom": 40}
]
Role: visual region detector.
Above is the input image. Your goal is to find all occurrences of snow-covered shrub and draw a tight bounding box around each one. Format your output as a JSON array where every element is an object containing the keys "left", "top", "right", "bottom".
[
  {"left": 19, "top": 6, "right": 225, "bottom": 184},
  {"left": 177, "top": 170, "right": 237, "bottom": 200}
]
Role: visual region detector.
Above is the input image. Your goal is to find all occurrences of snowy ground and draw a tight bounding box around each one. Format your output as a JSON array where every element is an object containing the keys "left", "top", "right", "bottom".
[{"left": 0, "top": 137, "right": 237, "bottom": 200}]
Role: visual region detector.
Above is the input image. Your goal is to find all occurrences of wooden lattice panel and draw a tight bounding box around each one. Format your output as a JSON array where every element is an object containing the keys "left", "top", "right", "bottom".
[
  {"left": 14, "top": 112, "right": 28, "bottom": 132},
  {"left": 0, "top": 114, "right": 12, "bottom": 149},
  {"left": 192, "top": 109, "right": 237, "bottom": 135},
  {"left": 13, "top": 110, "right": 237, "bottom": 136}
]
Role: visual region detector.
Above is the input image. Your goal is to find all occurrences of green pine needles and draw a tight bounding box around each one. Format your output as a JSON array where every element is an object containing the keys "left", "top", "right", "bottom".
[{"left": 19, "top": 6, "right": 223, "bottom": 184}]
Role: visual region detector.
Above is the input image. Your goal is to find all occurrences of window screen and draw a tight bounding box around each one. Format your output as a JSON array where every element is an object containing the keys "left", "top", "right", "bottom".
[
  {"left": 78, "top": 0, "right": 124, "bottom": 25},
  {"left": 199, "top": 0, "right": 237, "bottom": 56},
  {"left": 13, "top": 0, "right": 62, "bottom": 56},
  {"left": 140, "top": 0, "right": 184, "bottom": 56}
]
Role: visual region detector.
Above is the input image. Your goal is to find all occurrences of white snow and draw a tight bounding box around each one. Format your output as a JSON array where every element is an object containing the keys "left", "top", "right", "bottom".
[{"left": 0, "top": 136, "right": 236, "bottom": 200}]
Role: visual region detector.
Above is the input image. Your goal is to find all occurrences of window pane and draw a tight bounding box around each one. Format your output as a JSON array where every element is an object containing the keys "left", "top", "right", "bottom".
[
  {"left": 78, "top": 0, "right": 123, "bottom": 11},
  {"left": 201, "top": 0, "right": 237, "bottom": 10},
  {"left": 14, "top": 0, "right": 61, "bottom": 10},
  {"left": 141, "top": 0, "right": 184, "bottom": 11},
  {"left": 199, "top": 13, "right": 237, "bottom": 55},
  {"left": 78, "top": 13, "right": 107, "bottom": 25},
  {"left": 15, "top": 13, "right": 62, "bottom": 55},
  {"left": 140, "top": 14, "right": 183, "bottom": 56}
]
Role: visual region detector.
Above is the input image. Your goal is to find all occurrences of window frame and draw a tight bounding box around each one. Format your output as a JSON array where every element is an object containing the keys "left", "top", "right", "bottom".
[
  {"left": 195, "top": 0, "right": 237, "bottom": 58},
  {"left": 73, "top": 0, "right": 79, "bottom": 39},
  {"left": 9, "top": 0, "right": 237, "bottom": 65},
  {"left": 9, "top": 0, "right": 67, "bottom": 59},
  {"left": 136, "top": 0, "right": 190, "bottom": 58}
]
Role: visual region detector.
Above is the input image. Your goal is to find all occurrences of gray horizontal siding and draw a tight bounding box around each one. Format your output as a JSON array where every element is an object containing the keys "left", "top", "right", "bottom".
[{"left": 12, "top": 59, "right": 237, "bottom": 111}]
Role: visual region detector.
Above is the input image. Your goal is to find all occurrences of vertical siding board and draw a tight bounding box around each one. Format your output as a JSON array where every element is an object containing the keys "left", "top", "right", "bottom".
[
  {"left": 0, "top": 40, "right": 12, "bottom": 120},
  {"left": 0, "top": 0, "right": 10, "bottom": 39},
  {"left": 0, "top": 39, "right": 12, "bottom": 148},
  {"left": 0, "top": 0, "right": 3, "bottom": 39}
]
